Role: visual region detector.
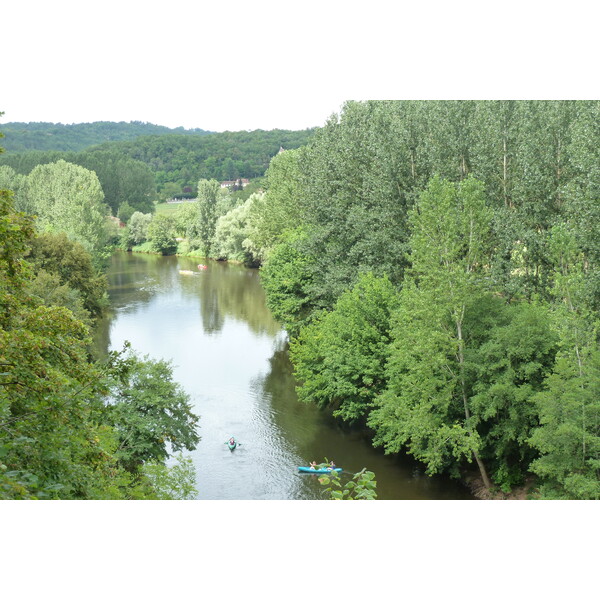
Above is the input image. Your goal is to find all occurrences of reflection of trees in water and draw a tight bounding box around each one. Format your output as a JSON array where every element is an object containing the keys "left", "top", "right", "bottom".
[
  {"left": 252, "top": 342, "right": 328, "bottom": 453},
  {"left": 198, "top": 281, "right": 224, "bottom": 334},
  {"left": 91, "top": 310, "right": 113, "bottom": 360},
  {"left": 178, "top": 261, "right": 281, "bottom": 336},
  {"left": 101, "top": 251, "right": 281, "bottom": 343},
  {"left": 106, "top": 251, "right": 167, "bottom": 309}
]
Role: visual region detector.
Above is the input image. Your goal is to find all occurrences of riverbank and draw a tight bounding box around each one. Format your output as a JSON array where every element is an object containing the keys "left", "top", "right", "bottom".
[
  {"left": 466, "top": 473, "right": 537, "bottom": 500},
  {"left": 128, "top": 241, "right": 247, "bottom": 265}
]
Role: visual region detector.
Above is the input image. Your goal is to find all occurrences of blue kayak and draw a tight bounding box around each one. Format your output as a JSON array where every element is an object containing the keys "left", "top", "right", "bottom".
[{"left": 298, "top": 466, "right": 342, "bottom": 474}]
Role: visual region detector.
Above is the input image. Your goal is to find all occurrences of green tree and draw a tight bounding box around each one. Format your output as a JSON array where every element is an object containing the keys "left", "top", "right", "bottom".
[
  {"left": 142, "top": 453, "right": 198, "bottom": 500},
  {"left": 126, "top": 211, "right": 153, "bottom": 247},
  {"left": 25, "top": 269, "right": 93, "bottom": 328},
  {"left": 22, "top": 160, "right": 110, "bottom": 262},
  {"left": 260, "top": 227, "right": 316, "bottom": 337},
  {"left": 195, "top": 179, "right": 220, "bottom": 255},
  {"left": 27, "top": 232, "right": 108, "bottom": 319},
  {"left": 147, "top": 213, "right": 178, "bottom": 255},
  {"left": 290, "top": 273, "right": 399, "bottom": 423},
  {"left": 173, "top": 201, "right": 199, "bottom": 240},
  {"left": 527, "top": 223, "right": 600, "bottom": 499},
  {"left": 247, "top": 148, "right": 305, "bottom": 258},
  {"left": 105, "top": 351, "right": 200, "bottom": 473},
  {"left": 212, "top": 192, "right": 264, "bottom": 265},
  {"left": 0, "top": 191, "right": 112, "bottom": 498},
  {"left": 528, "top": 346, "right": 600, "bottom": 499},
  {"left": 369, "top": 176, "right": 494, "bottom": 487},
  {"left": 117, "top": 201, "right": 135, "bottom": 224},
  {"left": 468, "top": 299, "right": 558, "bottom": 490},
  {"left": 562, "top": 101, "right": 600, "bottom": 309},
  {"left": 0, "top": 188, "right": 198, "bottom": 499},
  {"left": 0, "top": 165, "right": 25, "bottom": 205},
  {"left": 297, "top": 101, "right": 413, "bottom": 308},
  {"left": 75, "top": 150, "right": 157, "bottom": 215}
]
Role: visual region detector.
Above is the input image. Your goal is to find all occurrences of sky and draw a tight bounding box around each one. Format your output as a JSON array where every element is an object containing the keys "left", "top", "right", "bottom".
[{"left": 2, "top": 1, "right": 598, "bottom": 132}]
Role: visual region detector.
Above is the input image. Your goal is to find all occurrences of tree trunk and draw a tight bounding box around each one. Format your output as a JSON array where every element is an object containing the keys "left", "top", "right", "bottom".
[
  {"left": 503, "top": 134, "right": 510, "bottom": 208},
  {"left": 457, "top": 315, "right": 492, "bottom": 489}
]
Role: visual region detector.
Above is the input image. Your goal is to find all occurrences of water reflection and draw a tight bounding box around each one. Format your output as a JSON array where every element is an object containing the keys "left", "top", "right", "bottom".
[{"left": 97, "top": 252, "right": 474, "bottom": 500}]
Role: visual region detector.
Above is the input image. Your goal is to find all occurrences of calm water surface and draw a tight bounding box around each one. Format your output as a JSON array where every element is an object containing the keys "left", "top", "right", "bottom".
[{"left": 96, "top": 252, "right": 474, "bottom": 500}]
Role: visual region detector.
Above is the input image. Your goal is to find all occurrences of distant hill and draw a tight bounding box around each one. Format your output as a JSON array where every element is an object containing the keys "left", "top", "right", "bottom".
[
  {"left": 0, "top": 121, "right": 213, "bottom": 152},
  {"left": 91, "top": 129, "right": 316, "bottom": 182},
  {"left": 0, "top": 124, "right": 317, "bottom": 198}
]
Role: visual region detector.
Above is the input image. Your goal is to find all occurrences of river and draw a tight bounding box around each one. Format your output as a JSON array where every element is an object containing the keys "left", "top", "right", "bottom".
[{"left": 95, "top": 251, "right": 474, "bottom": 500}]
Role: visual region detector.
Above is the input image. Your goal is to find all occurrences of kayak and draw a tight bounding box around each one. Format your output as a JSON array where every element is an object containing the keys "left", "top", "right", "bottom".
[
  {"left": 228, "top": 442, "right": 237, "bottom": 450},
  {"left": 298, "top": 466, "right": 342, "bottom": 474}
]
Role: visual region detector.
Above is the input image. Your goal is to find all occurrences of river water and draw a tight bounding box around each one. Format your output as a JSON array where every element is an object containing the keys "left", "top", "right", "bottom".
[{"left": 95, "top": 252, "right": 474, "bottom": 500}]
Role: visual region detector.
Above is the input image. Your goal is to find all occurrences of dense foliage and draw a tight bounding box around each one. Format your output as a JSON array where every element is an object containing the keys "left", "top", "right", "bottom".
[
  {"left": 0, "top": 150, "right": 157, "bottom": 216},
  {"left": 0, "top": 127, "right": 314, "bottom": 217},
  {"left": 0, "top": 190, "right": 200, "bottom": 499},
  {"left": 92, "top": 129, "right": 314, "bottom": 197},
  {"left": 0, "top": 121, "right": 211, "bottom": 152},
  {"left": 259, "top": 100, "right": 600, "bottom": 499}
]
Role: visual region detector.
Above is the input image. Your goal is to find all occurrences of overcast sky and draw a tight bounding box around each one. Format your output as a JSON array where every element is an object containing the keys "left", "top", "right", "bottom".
[{"left": 3, "top": 1, "right": 597, "bottom": 132}]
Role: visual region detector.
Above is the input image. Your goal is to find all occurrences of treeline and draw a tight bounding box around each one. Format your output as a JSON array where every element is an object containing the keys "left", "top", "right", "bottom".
[
  {"left": 252, "top": 100, "right": 599, "bottom": 499},
  {"left": 0, "top": 150, "right": 157, "bottom": 218},
  {"left": 0, "top": 127, "right": 315, "bottom": 205},
  {"left": 0, "top": 120, "right": 211, "bottom": 152},
  {"left": 92, "top": 128, "right": 315, "bottom": 196}
]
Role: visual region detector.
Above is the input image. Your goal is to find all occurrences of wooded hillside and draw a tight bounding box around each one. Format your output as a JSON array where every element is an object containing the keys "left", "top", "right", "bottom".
[{"left": 0, "top": 121, "right": 211, "bottom": 152}]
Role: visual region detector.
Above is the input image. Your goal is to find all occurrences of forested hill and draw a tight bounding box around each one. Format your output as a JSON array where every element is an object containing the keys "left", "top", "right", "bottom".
[
  {"left": 92, "top": 129, "right": 316, "bottom": 186},
  {"left": 0, "top": 127, "right": 317, "bottom": 197},
  {"left": 0, "top": 121, "right": 212, "bottom": 152}
]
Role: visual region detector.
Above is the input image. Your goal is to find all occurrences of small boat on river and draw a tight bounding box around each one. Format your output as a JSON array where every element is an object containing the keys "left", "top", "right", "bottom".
[
  {"left": 298, "top": 466, "right": 342, "bottom": 474},
  {"left": 226, "top": 437, "right": 238, "bottom": 451}
]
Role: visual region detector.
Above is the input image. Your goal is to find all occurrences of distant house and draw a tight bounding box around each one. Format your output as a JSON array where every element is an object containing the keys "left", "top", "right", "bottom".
[{"left": 220, "top": 178, "right": 250, "bottom": 189}]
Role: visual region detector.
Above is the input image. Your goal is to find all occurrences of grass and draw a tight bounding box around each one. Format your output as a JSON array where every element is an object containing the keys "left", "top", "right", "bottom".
[
  {"left": 131, "top": 241, "right": 155, "bottom": 253},
  {"left": 154, "top": 201, "right": 192, "bottom": 216}
]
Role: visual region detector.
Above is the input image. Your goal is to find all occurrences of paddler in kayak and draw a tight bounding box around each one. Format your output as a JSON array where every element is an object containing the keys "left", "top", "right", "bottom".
[
  {"left": 309, "top": 461, "right": 317, "bottom": 470},
  {"left": 225, "top": 437, "right": 239, "bottom": 449}
]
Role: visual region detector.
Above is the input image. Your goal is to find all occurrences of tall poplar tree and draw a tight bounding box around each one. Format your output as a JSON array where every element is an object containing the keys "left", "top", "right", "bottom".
[
  {"left": 369, "top": 176, "right": 494, "bottom": 487},
  {"left": 195, "top": 178, "right": 220, "bottom": 256},
  {"left": 528, "top": 224, "right": 600, "bottom": 498}
]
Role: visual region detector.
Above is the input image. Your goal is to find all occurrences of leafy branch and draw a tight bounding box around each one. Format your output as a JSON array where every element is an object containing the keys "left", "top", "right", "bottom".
[{"left": 316, "top": 461, "right": 377, "bottom": 500}]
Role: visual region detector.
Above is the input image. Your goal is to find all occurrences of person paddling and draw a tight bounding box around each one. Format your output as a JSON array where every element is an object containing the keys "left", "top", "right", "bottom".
[{"left": 225, "top": 437, "right": 239, "bottom": 450}]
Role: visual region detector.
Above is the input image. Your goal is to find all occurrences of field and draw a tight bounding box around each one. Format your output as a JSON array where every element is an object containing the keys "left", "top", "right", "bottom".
[{"left": 154, "top": 201, "right": 190, "bottom": 216}]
